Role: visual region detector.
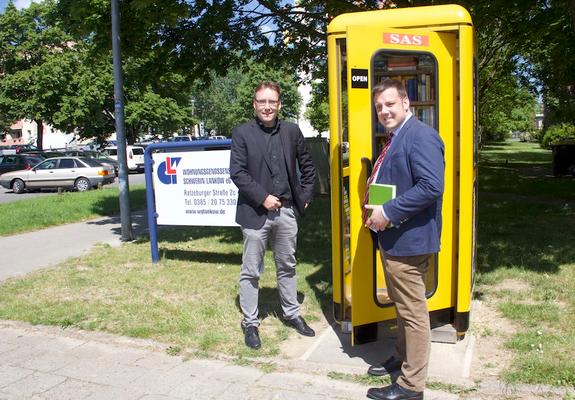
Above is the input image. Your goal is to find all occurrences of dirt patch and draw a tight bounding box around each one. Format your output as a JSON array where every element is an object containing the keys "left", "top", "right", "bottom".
[
  {"left": 461, "top": 298, "right": 571, "bottom": 399},
  {"left": 466, "top": 299, "right": 516, "bottom": 383},
  {"left": 491, "top": 278, "right": 532, "bottom": 294}
]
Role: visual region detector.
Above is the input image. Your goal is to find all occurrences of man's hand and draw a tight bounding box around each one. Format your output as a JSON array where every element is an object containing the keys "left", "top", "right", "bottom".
[
  {"left": 364, "top": 204, "right": 389, "bottom": 231},
  {"left": 263, "top": 195, "right": 282, "bottom": 211}
]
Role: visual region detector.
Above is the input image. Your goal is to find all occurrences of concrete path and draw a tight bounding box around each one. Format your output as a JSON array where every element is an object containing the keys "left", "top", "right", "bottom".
[
  {"left": 0, "top": 214, "right": 465, "bottom": 399},
  {"left": 0, "top": 211, "right": 148, "bottom": 281}
]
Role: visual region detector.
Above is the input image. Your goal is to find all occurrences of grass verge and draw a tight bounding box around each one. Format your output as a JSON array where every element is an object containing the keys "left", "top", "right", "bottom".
[
  {"left": 0, "top": 194, "right": 332, "bottom": 358},
  {"left": 0, "top": 185, "right": 147, "bottom": 237},
  {"left": 477, "top": 141, "right": 575, "bottom": 387},
  {"left": 0, "top": 140, "right": 573, "bottom": 389}
]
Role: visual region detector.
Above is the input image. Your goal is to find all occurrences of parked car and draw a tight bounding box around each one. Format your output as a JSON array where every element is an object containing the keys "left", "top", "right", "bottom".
[
  {"left": 0, "top": 154, "right": 46, "bottom": 175},
  {"left": 0, "top": 157, "right": 115, "bottom": 193},
  {"left": 20, "top": 150, "right": 66, "bottom": 158},
  {"left": 13, "top": 144, "right": 37, "bottom": 153},
  {"left": 103, "top": 145, "right": 145, "bottom": 172},
  {"left": 170, "top": 135, "right": 193, "bottom": 142},
  {"left": 0, "top": 145, "right": 17, "bottom": 156},
  {"left": 62, "top": 150, "right": 119, "bottom": 176},
  {"left": 207, "top": 135, "right": 227, "bottom": 140}
]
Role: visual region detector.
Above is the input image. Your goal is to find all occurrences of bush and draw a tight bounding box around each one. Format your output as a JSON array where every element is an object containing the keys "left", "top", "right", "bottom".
[
  {"left": 541, "top": 123, "right": 575, "bottom": 149},
  {"left": 527, "top": 129, "right": 544, "bottom": 143}
]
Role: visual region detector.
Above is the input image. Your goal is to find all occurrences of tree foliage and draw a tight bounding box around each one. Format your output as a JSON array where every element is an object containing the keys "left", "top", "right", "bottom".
[
  {"left": 193, "top": 61, "right": 301, "bottom": 136},
  {"left": 304, "top": 79, "right": 329, "bottom": 134},
  {"left": 541, "top": 123, "right": 575, "bottom": 148},
  {"left": 0, "top": 0, "right": 196, "bottom": 145},
  {"left": 0, "top": 1, "right": 74, "bottom": 148},
  {"left": 2, "top": 0, "right": 574, "bottom": 145}
]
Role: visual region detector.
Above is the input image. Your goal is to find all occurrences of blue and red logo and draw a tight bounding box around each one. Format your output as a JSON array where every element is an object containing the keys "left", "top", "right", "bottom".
[{"left": 157, "top": 156, "right": 182, "bottom": 184}]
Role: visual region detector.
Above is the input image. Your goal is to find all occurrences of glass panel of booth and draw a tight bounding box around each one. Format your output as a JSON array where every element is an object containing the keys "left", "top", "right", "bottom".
[
  {"left": 336, "top": 37, "right": 352, "bottom": 321},
  {"left": 370, "top": 50, "right": 440, "bottom": 306}
]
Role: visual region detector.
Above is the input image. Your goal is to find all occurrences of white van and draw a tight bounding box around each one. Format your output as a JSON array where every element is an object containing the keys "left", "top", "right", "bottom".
[{"left": 104, "top": 145, "right": 145, "bottom": 172}]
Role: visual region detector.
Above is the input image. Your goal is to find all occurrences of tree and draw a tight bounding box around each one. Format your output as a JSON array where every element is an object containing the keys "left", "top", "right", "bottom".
[
  {"left": 0, "top": 0, "right": 198, "bottom": 146},
  {"left": 193, "top": 60, "right": 301, "bottom": 137},
  {"left": 0, "top": 1, "right": 75, "bottom": 149},
  {"left": 11, "top": 0, "right": 575, "bottom": 144},
  {"left": 479, "top": 75, "right": 537, "bottom": 141},
  {"left": 304, "top": 79, "right": 329, "bottom": 134},
  {"left": 460, "top": 0, "right": 575, "bottom": 131}
]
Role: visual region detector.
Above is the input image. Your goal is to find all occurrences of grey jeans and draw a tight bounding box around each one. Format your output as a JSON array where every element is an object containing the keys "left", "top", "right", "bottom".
[{"left": 240, "top": 206, "right": 299, "bottom": 328}]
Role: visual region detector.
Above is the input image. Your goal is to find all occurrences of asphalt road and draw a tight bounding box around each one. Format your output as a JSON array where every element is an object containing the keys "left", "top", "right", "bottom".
[{"left": 0, "top": 172, "right": 146, "bottom": 204}]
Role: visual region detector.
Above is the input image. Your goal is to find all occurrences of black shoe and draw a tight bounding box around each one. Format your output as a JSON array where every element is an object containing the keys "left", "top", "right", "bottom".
[
  {"left": 367, "top": 356, "right": 402, "bottom": 376},
  {"left": 367, "top": 383, "right": 423, "bottom": 400},
  {"left": 283, "top": 316, "right": 315, "bottom": 337},
  {"left": 243, "top": 326, "right": 261, "bottom": 349}
]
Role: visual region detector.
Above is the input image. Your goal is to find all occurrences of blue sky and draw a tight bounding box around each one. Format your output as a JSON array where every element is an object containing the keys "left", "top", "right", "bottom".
[{"left": 1, "top": 0, "right": 34, "bottom": 13}]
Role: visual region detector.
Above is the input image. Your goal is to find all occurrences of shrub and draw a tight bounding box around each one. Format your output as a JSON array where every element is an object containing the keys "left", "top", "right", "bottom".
[{"left": 541, "top": 123, "right": 575, "bottom": 149}]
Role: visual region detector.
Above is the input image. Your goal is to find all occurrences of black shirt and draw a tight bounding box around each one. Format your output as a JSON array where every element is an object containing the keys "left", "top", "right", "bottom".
[{"left": 256, "top": 118, "right": 292, "bottom": 202}]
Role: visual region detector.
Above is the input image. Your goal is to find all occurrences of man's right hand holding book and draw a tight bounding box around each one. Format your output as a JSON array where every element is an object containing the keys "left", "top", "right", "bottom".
[{"left": 364, "top": 204, "right": 390, "bottom": 232}]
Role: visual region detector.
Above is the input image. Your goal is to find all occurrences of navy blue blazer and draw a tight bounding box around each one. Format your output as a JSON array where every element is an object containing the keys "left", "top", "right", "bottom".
[
  {"left": 376, "top": 116, "right": 445, "bottom": 256},
  {"left": 230, "top": 119, "right": 316, "bottom": 230}
]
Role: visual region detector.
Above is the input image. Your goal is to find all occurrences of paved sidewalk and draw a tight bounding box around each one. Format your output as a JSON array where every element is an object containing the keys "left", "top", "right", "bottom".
[
  {"left": 0, "top": 215, "right": 464, "bottom": 399},
  {"left": 0, "top": 320, "right": 459, "bottom": 400},
  {"left": 0, "top": 212, "right": 148, "bottom": 281}
]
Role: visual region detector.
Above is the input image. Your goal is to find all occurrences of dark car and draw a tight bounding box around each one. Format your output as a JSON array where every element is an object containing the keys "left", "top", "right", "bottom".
[
  {"left": 21, "top": 150, "right": 66, "bottom": 158},
  {"left": 63, "top": 150, "right": 119, "bottom": 175},
  {"left": 0, "top": 154, "right": 45, "bottom": 175},
  {"left": 14, "top": 144, "right": 38, "bottom": 153}
]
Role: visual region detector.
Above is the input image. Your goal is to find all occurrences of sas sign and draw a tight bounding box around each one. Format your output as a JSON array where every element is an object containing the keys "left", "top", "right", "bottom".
[{"left": 383, "top": 33, "right": 429, "bottom": 47}]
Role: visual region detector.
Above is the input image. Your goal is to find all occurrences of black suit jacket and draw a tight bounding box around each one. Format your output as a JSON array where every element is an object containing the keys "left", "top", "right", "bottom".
[{"left": 230, "top": 119, "right": 316, "bottom": 229}]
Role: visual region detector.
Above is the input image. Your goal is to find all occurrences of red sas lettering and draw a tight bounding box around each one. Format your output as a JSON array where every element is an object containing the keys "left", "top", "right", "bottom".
[{"left": 383, "top": 33, "right": 429, "bottom": 46}]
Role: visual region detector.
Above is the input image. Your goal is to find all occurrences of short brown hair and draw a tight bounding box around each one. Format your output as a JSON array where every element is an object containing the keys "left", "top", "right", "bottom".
[
  {"left": 253, "top": 81, "right": 281, "bottom": 100},
  {"left": 372, "top": 78, "right": 408, "bottom": 100}
]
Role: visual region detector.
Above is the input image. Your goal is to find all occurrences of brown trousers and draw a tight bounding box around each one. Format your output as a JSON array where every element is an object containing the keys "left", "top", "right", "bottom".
[{"left": 381, "top": 252, "right": 431, "bottom": 392}]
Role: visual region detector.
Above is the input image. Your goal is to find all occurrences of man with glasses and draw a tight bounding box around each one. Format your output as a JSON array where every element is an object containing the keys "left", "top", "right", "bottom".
[{"left": 230, "top": 81, "right": 317, "bottom": 349}]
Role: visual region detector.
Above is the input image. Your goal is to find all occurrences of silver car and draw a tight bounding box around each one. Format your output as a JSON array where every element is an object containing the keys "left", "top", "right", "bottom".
[{"left": 0, "top": 157, "right": 116, "bottom": 194}]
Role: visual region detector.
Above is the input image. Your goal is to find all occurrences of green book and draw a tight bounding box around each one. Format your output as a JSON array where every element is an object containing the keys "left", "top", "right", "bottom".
[
  {"left": 368, "top": 183, "right": 396, "bottom": 231},
  {"left": 368, "top": 183, "right": 396, "bottom": 206}
]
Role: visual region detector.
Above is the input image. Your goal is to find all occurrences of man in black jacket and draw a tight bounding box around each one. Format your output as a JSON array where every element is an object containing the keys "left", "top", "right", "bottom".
[{"left": 230, "top": 81, "right": 317, "bottom": 349}]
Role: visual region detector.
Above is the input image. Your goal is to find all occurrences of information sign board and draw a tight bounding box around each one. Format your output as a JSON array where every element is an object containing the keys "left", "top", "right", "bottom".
[{"left": 152, "top": 150, "right": 238, "bottom": 226}]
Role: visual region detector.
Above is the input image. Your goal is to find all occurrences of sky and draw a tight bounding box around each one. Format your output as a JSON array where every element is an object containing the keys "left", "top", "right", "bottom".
[{"left": 0, "top": 0, "right": 35, "bottom": 13}]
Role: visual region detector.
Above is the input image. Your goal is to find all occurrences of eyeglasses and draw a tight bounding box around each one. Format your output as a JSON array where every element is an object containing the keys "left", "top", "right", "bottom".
[{"left": 254, "top": 99, "right": 280, "bottom": 107}]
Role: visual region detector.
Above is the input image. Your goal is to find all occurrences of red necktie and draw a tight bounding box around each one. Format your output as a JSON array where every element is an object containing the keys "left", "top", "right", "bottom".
[{"left": 362, "top": 133, "right": 393, "bottom": 224}]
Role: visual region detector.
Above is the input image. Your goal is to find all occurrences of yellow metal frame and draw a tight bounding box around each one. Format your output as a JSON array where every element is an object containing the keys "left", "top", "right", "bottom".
[{"left": 327, "top": 5, "right": 476, "bottom": 342}]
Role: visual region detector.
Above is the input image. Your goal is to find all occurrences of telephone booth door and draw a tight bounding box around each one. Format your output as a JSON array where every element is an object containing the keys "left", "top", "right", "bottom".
[{"left": 328, "top": 5, "right": 476, "bottom": 345}]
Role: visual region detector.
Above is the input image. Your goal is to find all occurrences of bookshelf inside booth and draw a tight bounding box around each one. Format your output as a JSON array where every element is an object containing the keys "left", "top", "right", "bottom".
[{"left": 372, "top": 52, "right": 437, "bottom": 152}]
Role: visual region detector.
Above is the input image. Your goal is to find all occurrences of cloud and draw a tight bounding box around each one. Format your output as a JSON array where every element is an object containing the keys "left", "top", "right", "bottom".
[{"left": 14, "top": 0, "right": 34, "bottom": 9}]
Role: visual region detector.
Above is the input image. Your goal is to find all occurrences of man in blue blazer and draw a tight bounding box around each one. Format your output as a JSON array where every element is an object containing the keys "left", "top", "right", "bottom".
[
  {"left": 230, "top": 81, "right": 316, "bottom": 350},
  {"left": 364, "top": 79, "right": 445, "bottom": 400}
]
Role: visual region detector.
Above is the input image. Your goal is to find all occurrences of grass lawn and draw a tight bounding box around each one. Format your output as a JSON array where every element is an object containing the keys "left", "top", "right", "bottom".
[
  {"left": 0, "top": 185, "right": 147, "bottom": 237},
  {"left": 477, "top": 141, "right": 575, "bottom": 387},
  {"left": 0, "top": 193, "right": 332, "bottom": 359},
  {"left": 0, "top": 140, "right": 573, "bottom": 388}
]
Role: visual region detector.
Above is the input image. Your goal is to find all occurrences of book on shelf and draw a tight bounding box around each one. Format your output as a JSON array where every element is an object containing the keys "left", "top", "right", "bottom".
[
  {"left": 415, "top": 106, "right": 435, "bottom": 128},
  {"left": 387, "top": 56, "right": 417, "bottom": 71}
]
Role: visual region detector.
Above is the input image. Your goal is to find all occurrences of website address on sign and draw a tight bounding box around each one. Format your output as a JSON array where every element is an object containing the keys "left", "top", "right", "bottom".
[{"left": 185, "top": 209, "right": 226, "bottom": 214}]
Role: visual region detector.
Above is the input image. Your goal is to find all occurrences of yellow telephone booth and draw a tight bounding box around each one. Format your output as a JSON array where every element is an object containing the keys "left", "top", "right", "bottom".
[{"left": 327, "top": 5, "right": 477, "bottom": 344}]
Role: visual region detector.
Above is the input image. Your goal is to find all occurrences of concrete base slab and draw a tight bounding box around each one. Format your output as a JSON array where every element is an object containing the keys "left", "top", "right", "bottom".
[{"left": 283, "top": 318, "right": 475, "bottom": 387}]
